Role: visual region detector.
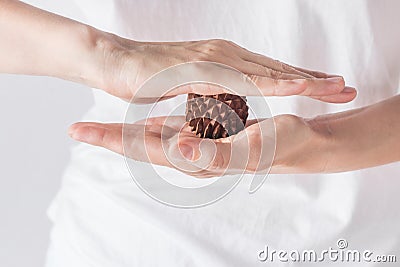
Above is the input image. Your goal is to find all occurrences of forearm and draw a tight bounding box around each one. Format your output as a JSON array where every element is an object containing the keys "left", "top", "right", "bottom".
[
  {"left": 0, "top": 0, "right": 105, "bottom": 87},
  {"left": 313, "top": 95, "right": 400, "bottom": 172}
]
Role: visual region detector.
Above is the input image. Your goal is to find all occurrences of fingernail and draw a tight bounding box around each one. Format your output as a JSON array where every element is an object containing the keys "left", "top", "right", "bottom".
[{"left": 179, "top": 144, "right": 194, "bottom": 161}]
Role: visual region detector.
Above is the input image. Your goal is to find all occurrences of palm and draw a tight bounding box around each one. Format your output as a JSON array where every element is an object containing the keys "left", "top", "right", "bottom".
[{"left": 69, "top": 116, "right": 265, "bottom": 177}]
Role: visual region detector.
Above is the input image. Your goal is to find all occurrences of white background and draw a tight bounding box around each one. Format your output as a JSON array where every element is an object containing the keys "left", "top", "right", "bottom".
[
  {"left": 0, "top": 75, "right": 93, "bottom": 267},
  {"left": 0, "top": 2, "right": 93, "bottom": 266}
]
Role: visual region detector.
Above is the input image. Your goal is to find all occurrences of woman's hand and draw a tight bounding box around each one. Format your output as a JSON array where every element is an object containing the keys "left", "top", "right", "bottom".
[
  {"left": 98, "top": 36, "right": 356, "bottom": 103},
  {"left": 69, "top": 95, "right": 400, "bottom": 176},
  {"left": 67, "top": 115, "right": 331, "bottom": 177},
  {"left": 0, "top": 1, "right": 355, "bottom": 103}
]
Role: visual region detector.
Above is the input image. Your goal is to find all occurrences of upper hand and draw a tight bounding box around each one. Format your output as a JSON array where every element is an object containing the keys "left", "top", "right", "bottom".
[{"left": 94, "top": 34, "right": 356, "bottom": 103}]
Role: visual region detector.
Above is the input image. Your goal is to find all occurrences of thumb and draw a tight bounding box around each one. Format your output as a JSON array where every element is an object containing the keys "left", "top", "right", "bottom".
[{"left": 169, "top": 135, "right": 232, "bottom": 172}]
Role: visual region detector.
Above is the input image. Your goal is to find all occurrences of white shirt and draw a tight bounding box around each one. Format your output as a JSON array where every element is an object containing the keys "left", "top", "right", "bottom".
[{"left": 46, "top": 1, "right": 400, "bottom": 266}]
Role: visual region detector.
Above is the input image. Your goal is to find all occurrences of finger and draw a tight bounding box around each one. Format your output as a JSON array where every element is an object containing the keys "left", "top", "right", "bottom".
[
  {"left": 68, "top": 121, "right": 233, "bottom": 177},
  {"left": 240, "top": 52, "right": 315, "bottom": 78},
  {"left": 291, "top": 66, "right": 340, "bottom": 79},
  {"left": 131, "top": 96, "right": 175, "bottom": 104},
  {"left": 238, "top": 49, "right": 339, "bottom": 79},
  {"left": 171, "top": 83, "right": 228, "bottom": 96},
  {"left": 235, "top": 59, "right": 307, "bottom": 80},
  {"left": 124, "top": 125, "right": 176, "bottom": 166},
  {"left": 135, "top": 116, "right": 188, "bottom": 131},
  {"left": 310, "top": 87, "right": 357, "bottom": 103},
  {"left": 70, "top": 122, "right": 180, "bottom": 168},
  {"left": 69, "top": 122, "right": 124, "bottom": 155},
  {"left": 69, "top": 122, "right": 124, "bottom": 130},
  {"left": 170, "top": 69, "right": 345, "bottom": 100},
  {"left": 297, "top": 77, "right": 346, "bottom": 96},
  {"left": 245, "top": 118, "right": 266, "bottom": 127},
  {"left": 176, "top": 131, "right": 259, "bottom": 175},
  {"left": 247, "top": 75, "right": 345, "bottom": 97},
  {"left": 174, "top": 135, "right": 232, "bottom": 172}
]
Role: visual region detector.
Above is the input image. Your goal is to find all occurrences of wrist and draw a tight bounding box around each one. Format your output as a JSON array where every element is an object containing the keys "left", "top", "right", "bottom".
[
  {"left": 63, "top": 24, "right": 110, "bottom": 89},
  {"left": 78, "top": 27, "right": 142, "bottom": 99},
  {"left": 271, "top": 114, "right": 334, "bottom": 173},
  {"left": 303, "top": 115, "right": 336, "bottom": 172}
]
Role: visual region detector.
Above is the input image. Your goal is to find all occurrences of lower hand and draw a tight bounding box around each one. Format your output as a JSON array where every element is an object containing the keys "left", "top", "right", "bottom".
[{"left": 68, "top": 114, "right": 331, "bottom": 177}]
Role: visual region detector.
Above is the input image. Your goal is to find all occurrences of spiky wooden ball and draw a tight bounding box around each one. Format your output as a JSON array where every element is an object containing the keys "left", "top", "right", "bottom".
[{"left": 185, "top": 93, "right": 249, "bottom": 139}]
